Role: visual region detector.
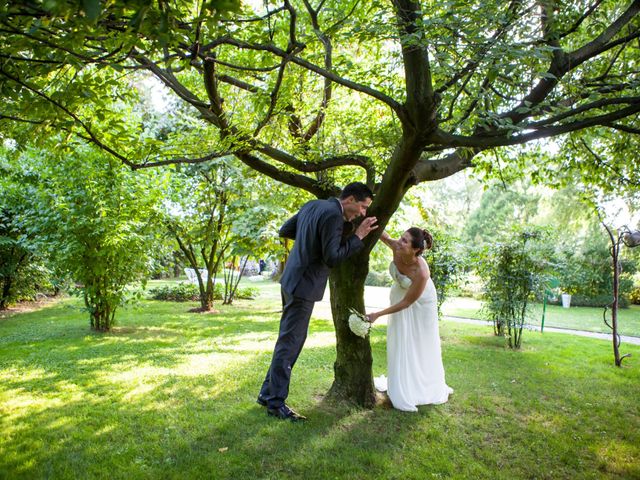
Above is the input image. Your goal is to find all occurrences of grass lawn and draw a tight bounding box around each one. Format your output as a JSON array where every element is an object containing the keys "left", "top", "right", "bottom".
[
  {"left": 1, "top": 281, "right": 639, "bottom": 479},
  {"left": 442, "top": 296, "right": 640, "bottom": 337}
]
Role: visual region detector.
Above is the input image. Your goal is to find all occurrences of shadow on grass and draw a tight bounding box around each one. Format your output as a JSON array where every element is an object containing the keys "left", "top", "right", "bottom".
[{"left": 1, "top": 300, "right": 640, "bottom": 479}]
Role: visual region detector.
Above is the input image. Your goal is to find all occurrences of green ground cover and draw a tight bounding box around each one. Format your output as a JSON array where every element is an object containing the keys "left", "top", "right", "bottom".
[
  {"left": 1, "top": 281, "right": 639, "bottom": 479},
  {"left": 442, "top": 296, "right": 640, "bottom": 337}
]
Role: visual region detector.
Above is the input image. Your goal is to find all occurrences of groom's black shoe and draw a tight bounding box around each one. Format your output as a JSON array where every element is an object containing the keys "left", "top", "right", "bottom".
[
  {"left": 267, "top": 404, "right": 307, "bottom": 422},
  {"left": 256, "top": 394, "right": 267, "bottom": 407}
]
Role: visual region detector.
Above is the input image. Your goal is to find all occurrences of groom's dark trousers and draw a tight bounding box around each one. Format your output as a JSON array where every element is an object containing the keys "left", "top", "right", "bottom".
[
  {"left": 259, "top": 289, "right": 314, "bottom": 408},
  {"left": 259, "top": 197, "right": 363, "bottom": 409}
]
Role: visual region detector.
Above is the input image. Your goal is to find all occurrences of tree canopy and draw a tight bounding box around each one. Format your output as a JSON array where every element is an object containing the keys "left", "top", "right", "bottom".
[{"left": 1, "top": 0, "right": 638, "bottom": 202}]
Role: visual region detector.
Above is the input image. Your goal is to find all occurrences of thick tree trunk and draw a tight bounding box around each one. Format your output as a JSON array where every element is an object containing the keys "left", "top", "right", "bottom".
[
  {"left": 0, "top": 277, "right": 12, "bottom": 310},
  {"left": 326, "top": 251, "right": 376, "bottom": 407}
]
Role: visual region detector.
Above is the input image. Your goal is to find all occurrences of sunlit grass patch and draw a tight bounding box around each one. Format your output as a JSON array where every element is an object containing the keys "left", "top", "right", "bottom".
[{"left": 1, "top": 285, "right": 639, "bottom": 480}]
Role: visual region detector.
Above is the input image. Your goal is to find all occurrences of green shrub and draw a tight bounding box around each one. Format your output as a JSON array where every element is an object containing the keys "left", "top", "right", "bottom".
[
  {"left": 149, "top": 282, "right": 257, "bottom": 302},
  {"left": 235, "top": 286, "right": 258, "bottom": 300},
  {"left": 555, "top": 233, "right": 637, "bottom": 307},
  {"left": 626, "top": 286, "right": 640, "bottom": 305},
  {"left": 149, "top": 282, "right": 201, "bottom": 302},
  {"left": 475, "top": 228, "right": 550, "bottom": 349},
  {"left": 365, "top": 270, "right": 392, "bottom": 287},
  {"left": 423, "top": 227, "right": 468, "bottom": 315}
]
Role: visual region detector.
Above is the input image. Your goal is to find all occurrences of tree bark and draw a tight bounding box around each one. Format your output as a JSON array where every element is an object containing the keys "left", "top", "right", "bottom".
[
  {"left": 326, "top": 250, "right": 376, "bottom": 407},
  {"left": 0, "top": 277, "right": 12, "bottom": 310}
]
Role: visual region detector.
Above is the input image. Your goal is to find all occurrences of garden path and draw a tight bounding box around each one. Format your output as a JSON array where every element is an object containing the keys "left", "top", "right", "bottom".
[{"left": 312, "top": 285, "right": 640, "bottom": 345}]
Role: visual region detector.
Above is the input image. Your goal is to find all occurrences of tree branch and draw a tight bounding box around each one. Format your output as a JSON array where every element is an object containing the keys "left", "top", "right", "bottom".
[
  {"left": 0, "top": 66, "right": 135, "bottom": 167},
  {"left": 412, "top": 148, "right": 477, "bottom": 184},
  {"left": 0, "top": 114, "right": 45, "bottom": 125},
  {"left": 253, "top": 57, "right": 290, "bottom": 136},
  {"left": 558, "top": 0, "right": 605, "bottom": 39},
  {"left": 569, "top": 0, "right": 640, "bottom": 66},
  {"left": 0, "top": 53, "right": 63, "bottom": 65},
  {"left": 220, "top": 5, "right": 287, "bottom": 23},
  {"left": 203, "top": 56, "right": 228, "bottom": 130},
  {"left": 604, "top": 122, "right": 640, "bottom": 135},
  {"left": 129, "top": 151, "right": 233, "bottom": 170},
  {"left": 235, "top": 151, "right": 338, "bottom": 198},
  {"left": 217, "top": 74, "right": 260, "bottom": 93},
  {"left": 437, "top": 0, "right": 524, "bottom": 94},
  {"left": 206, "top": 55, "right": 280, "bottom": 73},
  {"left": 392, "top": 0, "right": 435, "bottom": 130},
  {"left": 216, "top": 38, "right": 405, "bottom": 121},
  {"left": 525, "top": 96, "right": 640, "bottom": 129},
  {"left": 432, "top": 103, "right": 640, "bottom": 148},
  {"left": 299, "top": 0, "right": 333, "bottom": 142},
  {"left": 133, "top": 54, "right": 214, "bottom": 120}
]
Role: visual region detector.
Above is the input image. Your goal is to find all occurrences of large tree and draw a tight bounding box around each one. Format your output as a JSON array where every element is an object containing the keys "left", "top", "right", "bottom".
[{"left": 1, "top": 0, "right": 639, "bottom": 405}]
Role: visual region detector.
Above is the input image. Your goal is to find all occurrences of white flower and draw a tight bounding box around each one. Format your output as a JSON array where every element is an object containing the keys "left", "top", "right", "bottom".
[{"left": 348, "top": 308, "right": 371, "bottom": 338}]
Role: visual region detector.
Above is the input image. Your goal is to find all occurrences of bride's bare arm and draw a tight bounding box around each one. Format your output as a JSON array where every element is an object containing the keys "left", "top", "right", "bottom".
[
  {"left": 367, "top": 273, "right": 427, "bottom": 323},
  {"left": 379, "top": 231, "right": 399, "bottom": 250}
]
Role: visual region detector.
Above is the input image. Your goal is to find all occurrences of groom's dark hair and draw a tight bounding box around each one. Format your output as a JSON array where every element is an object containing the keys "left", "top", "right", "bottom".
[{"left": 340, "top": 182, "right": 374, "bottom": 202}]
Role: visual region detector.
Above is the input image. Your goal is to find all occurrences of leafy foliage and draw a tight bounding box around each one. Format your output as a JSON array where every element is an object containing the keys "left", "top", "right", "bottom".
[
  {"left": 463, "top": 182, "right": 541, "bottom": 245},
  {"left": 148, "top": 281, "right": 256, "bottom": 302},
  {"left": 476, "top": 228, "right": 551, "bottom": 348},
  {"left": 0, "top": 157, "right": 57, "bottom": 308},
  {"left": 423, "top": 227, "right": 468, "bottom": 316},
  {"left": 365, "top": 269, "right": 393, "bottom": 287},
  {"left": 13, "top": 146, "right": 165, "bottom": 330},
  {"left": 630, "top": 285, "right": 640, "bottom": 305},
  {"left": 163, "top": 158, "right": 286, "bottom": 309},
  {"left": 0, "top": 207, "right": 34, "bottom": 309},
  {"left": 554, "top": 225, "right": 637, "bottom": 307}
]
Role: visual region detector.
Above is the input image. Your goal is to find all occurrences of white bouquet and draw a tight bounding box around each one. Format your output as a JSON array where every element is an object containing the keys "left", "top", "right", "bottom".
[{"left": 348, "top": 308, "right": 371, "bottom": 338}]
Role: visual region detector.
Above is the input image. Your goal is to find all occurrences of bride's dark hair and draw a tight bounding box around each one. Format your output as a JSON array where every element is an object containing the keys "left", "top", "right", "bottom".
[{"left": 407, "top": 227, "right": 433, "bottom": 256}]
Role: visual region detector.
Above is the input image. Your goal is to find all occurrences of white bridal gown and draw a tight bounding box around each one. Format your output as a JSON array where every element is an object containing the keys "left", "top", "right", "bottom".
[{"left": 374, "top": 262, "right": 453, "bottom": 412}]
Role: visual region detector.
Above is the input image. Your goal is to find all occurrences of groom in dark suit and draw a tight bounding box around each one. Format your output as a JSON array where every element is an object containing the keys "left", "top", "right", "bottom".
[{"left": 258, "top": 182, "right": 378, "bottom": 421}]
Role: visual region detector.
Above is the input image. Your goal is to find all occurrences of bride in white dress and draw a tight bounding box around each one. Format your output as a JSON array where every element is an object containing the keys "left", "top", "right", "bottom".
[{"left": 367, "top": 227, "right": 453, "bottom": 412}]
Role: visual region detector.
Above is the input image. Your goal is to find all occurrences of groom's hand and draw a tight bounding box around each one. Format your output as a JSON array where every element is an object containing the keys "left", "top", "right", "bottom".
[{"left": 355, "top": 216, "right": 378, "bottom": 240}]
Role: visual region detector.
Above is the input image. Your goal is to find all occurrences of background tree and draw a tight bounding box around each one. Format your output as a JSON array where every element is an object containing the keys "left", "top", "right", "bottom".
[
  {"left": 476, "top": 228, "right": 551, "bottom": 348},
  {"left": 14, "top": 145, "right": 165, "bottom": 331},
  {"left": 165, "top": 161, "right": 235, "bottom": 312},
  {"left": 222, "top": 194, "right": 286, "bottom": 304},
  {"left": 0, "top": 171, "right": 31, "bottom": 309},
  {"left": 463, "top": 182, "right": 541, "bottom": 245},
  {"left": 0, "top": 152, "right": 57, "bottom": 309},
  {"left": 164, "top": 158, "right": 284, "bottom": 310},
  {"left": 0, "top": 201, "right": 35, "bottom": 309},
  {"left": 2, "top": 0, "right": 639, "bottom": 404}
]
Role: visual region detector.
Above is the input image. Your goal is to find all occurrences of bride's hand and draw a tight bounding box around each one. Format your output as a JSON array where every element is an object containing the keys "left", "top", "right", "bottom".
[{"left": 367, "top": 312, "right": 378, "bottom": 323}]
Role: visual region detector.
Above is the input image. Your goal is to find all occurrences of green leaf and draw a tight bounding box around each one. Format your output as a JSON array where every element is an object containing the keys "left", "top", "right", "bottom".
[{"left": 82, "top": 0, "right": 101, "bottom": 21}]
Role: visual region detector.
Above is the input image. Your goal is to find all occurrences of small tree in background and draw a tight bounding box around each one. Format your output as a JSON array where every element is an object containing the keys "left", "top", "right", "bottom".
[
  {"left": 164, "top": 159, "right": 286, "bottom": 310},
  {"left": 165, "top": 161, "right": 235, "bottom": 312},
  {"left": 18, "top": 146, "right": 164, "bottom": 331},
  {"left": 223, "top": 201, "right": 283, "bottom": 305},
  {"left": 0, "top": 206, "right": 32, "bottom": 309},
  {"left": 423, "top": 227, "right": 468, "bottom": 317},
  {"left": 476, "top": 228, "right": 550, "bottom": 348}
]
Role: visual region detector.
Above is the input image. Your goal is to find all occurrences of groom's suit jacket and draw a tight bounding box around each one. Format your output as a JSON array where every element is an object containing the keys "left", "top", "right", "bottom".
[{"left": 279, "top": 198, "right": 364, "bottom": 301}]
